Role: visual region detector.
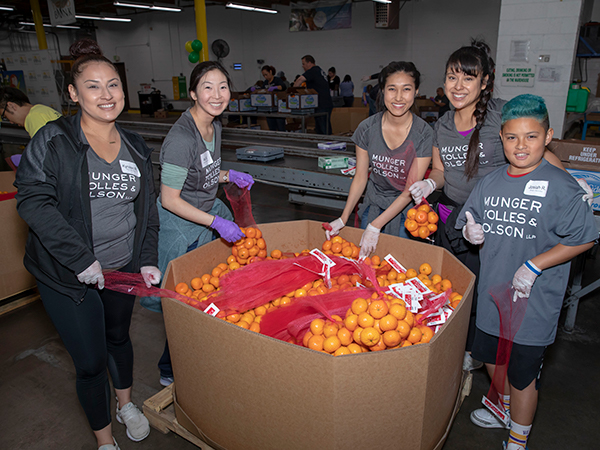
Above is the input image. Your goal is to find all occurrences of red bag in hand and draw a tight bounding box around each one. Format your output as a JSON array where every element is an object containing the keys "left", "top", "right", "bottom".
[
  {"left": 103, "top": 272, "right": 194, "bottom": 304},
  {"left": 224, "top": 182, "right": 256, "bottom": 228}
]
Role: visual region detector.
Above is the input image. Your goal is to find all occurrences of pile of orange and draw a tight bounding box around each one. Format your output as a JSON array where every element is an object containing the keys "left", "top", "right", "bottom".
[
  {"left": 172, "top": 228, "right": 463, "bottom": 344},
  {"left": 405, "top": 204, "right": 439, "bottom": 239},
  {"left": 302, "top": 293, "right": 435, "bottom": 355}
]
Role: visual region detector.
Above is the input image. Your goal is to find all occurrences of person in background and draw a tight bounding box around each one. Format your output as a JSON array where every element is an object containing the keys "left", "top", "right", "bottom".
[
  {"left": 294, "top": 55, "right": 333, "bottom": 135},
  {"left": 261, "top": 65, "right": 287, "bottom": 132},
  {"left": 407, "top": 40, "right": 576, "bottom": 376},
  {"left": 328, "top": 67, "right": 340, "bottom": 96},
  {"left": 142, "top": 61, "right": 254, "bottom": 387},
  {"left": 0, "top": 86, "right": 61, "bottom": 137},
  {"left": 456, "top": 94, "right": 597, "bottom": 450},
  {"left": 432, "top": 87, "right": 450, "bottom": 117},
  {"left": 277, "top": 71, "right": 291, "bottom": 89},
  {"left": 340, "top": 75, "right": 354, "bottom": 107},
  {"left": 15, "top": 38, "right": 159, "bottom": 450},
  {"left": 325, "top": 61, "right": 433, "bottom": 257}
]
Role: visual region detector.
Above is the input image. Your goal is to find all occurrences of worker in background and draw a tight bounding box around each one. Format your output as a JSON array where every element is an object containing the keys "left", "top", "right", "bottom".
[
  {"left": 340, "top": 75, "right": 354, "bottom": 107},
  {"left": 328, "top": 67, "right": 340, "bottom": 96},
  {"left": 294, "top": 55, "right": 333, "bottom": 135},
  {"left": 431, "top": 87, "right": 450, "bottom": 117},
  {"left": 0, "top": 86, "right": 62, "bottom": 137},
  {"left": 261, "top": 65, "right": 287, "bottom": 132}
]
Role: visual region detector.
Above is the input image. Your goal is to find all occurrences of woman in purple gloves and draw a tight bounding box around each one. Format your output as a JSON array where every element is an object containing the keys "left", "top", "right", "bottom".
[
  {"left": 144, "top": 61, "right": 254, "bottom": 385},
  {"left": 261, "top": 65, "right": 287, "bottom": 132}
]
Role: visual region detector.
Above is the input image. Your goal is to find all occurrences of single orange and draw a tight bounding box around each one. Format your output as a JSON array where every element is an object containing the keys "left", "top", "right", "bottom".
[
  {"left": 379, "top": 314, "right": 399, "bottom": 332},
  {"left": 360, "top": 327, "right": 381, "bottom": 347},
  {"left": 323, "top": 323, "right": 339, "bottom": 338},
  {"left": 371, "top": 255, "right": 381, "bottom": 266},
  {"left": 323, "top": 336, "right": 341, "bottom": 353},
  {"left": 389, "top": 303, "right": 407, "bottom": 321},
  {"left": 302, "top": 331, "right": 313, "bottom": 347},
  {"left": 428, "top": 211, "right": 439, "bottom": 223},
  {"left": 209, "top": 277, "right": 220, "bottom": 288},
  {"left": 406, "top": 268, "right": 418, "bottom": 279},
  {"left": 256, "top": 238, "right": 266, "bottom": 249},
  {"left": 322, "top": 240, "right": 333, "bottom": 251},
  {"left": 383, "top": 330, "right": 401, "bottom": 347},
  {"left": 331, "top": 236, "right": 343, "bottom": 244},
  {"left": 294, "top": 288, "right": 307, "bottom": 298},
  {"left": 217, "top": 262, "right": 228, "bottom": 272},
  {"left": 337, "top": 327, "right": 353, "bottom": 346},
  {"left": 226, "top": 255, "right": 236, "bottom": 264},
  {"left": 307, "top": 334, "right": 325, "bottom": 351},
  {"left": 369, "top": 339, "right": 387, "bottom": 352},
  {"left": 407, "top": 208, "right": 417, "bottom": 220},
  {"left": 415, "top": 210, "right": 428, "bottom": 224},
  {"left": 419, "top": 263, "right": 432, "bottom": 275},
  {"left": 334, "top": 346, "right": 351, "bottom": 356},
  {"left": 331, "top": 242, "right": 342, "bottom": 254},
  {"left": 417, "top": 204, "right": 431, "bottom": 213},
  {"left": 175, "top": 282, "right": 189, "bottom": 294},
  {"left": 211, "top": 267, "right": 223, "bottom": 278},
  {"left": 245, "top": 227, "right": 256, "bottom": 238},
  {"left": 236, "top": 320, "right": 250, "bottom": 329},
  {"left": 249, "top": 322, "right": 261, "bottom": 333},
  {"left": 201, "top": 273, "right": 211, "bottom": 284},
  {"left": 396, "top": 320, "right": 411, "bottom": 339},
  {"left": 401, "top": 340, "right": 412, "bottom": 347},
  {"left": 310, "top": 318, "right": 325, "bottom": 335},
  {"left": 351, "top": 298, "right": 369, "bottom": 315},
  {"left": 248, "top": 246, "right": 260, "bottom": 257},
  {"left": 238, "top": 247, "right": 249, "bottom": 259},
  {"left": 229, "top": 261, "right": 240, "bottom": 271},
  {"left": 271, "top": 249, "right": 282, "bottom": 259},
  {"left": 357, "top": 312, "right": 375, "bottom": 328},
  {"left": 419, "top": 325, "right": 434, "bottom": 343},
  {"left": 352, "top": 327, "right": 362, "bottom": 344},
  {"left": 441, "top": 279, "right": 453, "bottom": 291},
  {"left": 431, "top": 274, "right": 442, "bottom": 285},
  {"left": 344, "top": 314, "right": 359, "bottom": 331},
  {"left": 347, "top": 343, "right": 363, "bottom": 354},
  {"left": 407, "top": 327, "right": 423, "bottom": 344},
  {"left": 190, "top": 277, "right": 203, "bottom": 290},
  {"left": 404, "top": 310, "right": 415, "bottom": 327},
  {"left": 418, "top": 226, "right": 430, "bottom": 239},
  {"left": 405, "top": 219, "right": 418, "bottom": 232},
  {"left": 369, "top": 300, "right": 389, "bottom": 319}
]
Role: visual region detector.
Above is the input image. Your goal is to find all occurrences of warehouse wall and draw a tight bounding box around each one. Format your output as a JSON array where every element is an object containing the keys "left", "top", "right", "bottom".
[
  {"left": 95, "top": 0, "right": 502, "bottom": 108},
  {"left": 494, "top": 0, "right": 584, "bottom": 138}
]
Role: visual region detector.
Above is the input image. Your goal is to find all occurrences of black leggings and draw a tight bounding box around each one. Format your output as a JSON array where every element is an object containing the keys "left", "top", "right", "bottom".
[{"left": 37, "top": 279, "right": 136, "bottom": 431}]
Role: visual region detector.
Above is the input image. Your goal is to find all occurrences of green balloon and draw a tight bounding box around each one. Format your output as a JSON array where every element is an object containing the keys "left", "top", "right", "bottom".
[
  {"left": 191, "top": 39, "right": 203, "bottom": 52},
  {"left": 188, "top": 51, "right": 200, "bottom": 63},
  {"left": 185, "top": 40, "right": 193, "bottom": 53}
]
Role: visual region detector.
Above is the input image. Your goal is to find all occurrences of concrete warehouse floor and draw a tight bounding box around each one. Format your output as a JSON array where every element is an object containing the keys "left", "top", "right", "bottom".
[{"left": 1, "top": 181, "right": 599, "bottom": 450}]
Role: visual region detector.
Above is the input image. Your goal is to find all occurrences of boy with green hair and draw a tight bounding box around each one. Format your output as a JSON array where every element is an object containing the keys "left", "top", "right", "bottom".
[{"left": 455, "top": 94, "right": 598, "bottom": 450}]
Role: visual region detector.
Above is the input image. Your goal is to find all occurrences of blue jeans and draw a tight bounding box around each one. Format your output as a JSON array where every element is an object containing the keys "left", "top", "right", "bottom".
[{"left": 360, "top": 205, "right": 412, "bottom": 240}]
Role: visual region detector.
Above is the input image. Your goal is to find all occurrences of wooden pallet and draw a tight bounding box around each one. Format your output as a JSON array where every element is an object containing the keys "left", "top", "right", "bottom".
[{"left": 143, "top": 383, "right": 216, "bottom": 449}]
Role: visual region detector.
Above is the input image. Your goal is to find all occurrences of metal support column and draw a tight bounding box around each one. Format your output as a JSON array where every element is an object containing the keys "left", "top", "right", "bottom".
[
  {"left": 30, "top": 0, "right": 48, "bottom": 50},
  {"left": 194, "top": 0, "right": 209, "bottom": 62}
]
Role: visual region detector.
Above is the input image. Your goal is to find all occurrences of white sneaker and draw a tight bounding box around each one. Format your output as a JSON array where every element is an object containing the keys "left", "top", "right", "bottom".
[
  {"left": 470, "top": 408, "right": 510, "bottom": 429},
  {"left": 116, "top": 401, "right": 150, "bottom": 442},
  {"left": 503, "top": 441, "right": 527, "bottom": 450},
  {"left": 98, "top": 437, "right": 120, "bottom": 450},
  {"left": 160, "top": 375, "right": 174, "bottom": 387},
  {"left": 463, "top": 352, "right": 484, "bottom": 371}
]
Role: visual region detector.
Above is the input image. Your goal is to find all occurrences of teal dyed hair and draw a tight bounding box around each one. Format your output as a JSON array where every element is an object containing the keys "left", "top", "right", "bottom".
[{"left": 501, "top": 94, "right": 550, "bottom": 131}]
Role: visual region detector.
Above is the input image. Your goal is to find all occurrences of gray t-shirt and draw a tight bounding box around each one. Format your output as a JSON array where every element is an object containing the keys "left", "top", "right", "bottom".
[
  {"left": 456, "top": 160, "right": 598, "bottom": 345},
  {"left": 434, "top": 98, "right": 507, "bottom": 204},
  {"left": 88, "top": 140, "right": 140, "bottom": 269},
  {"left": 352, "top": 112, "right": 433, "bottom": 197},
  {"left": 159, "top": 109, "right": 222, "bottom": 212}
]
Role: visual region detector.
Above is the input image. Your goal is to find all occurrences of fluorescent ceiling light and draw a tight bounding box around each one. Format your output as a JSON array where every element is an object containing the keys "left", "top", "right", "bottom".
[
  {"left": 75, "top": 14, "right": 132, "bottom": 22},
  {"left": 0, "top": 5, "right": 15, "bottom": 11},
  {"left": 19, "top": 21, "right": 81, "bottom": 29},
  {"left": 113, "top": 1, "right": 182, "bottom": 12},
  {"left": 372, "top": 0, "right": 391, "bottom": 3},
  {"left": 226, "top": 2, "right": 278, "bottom": 14}
]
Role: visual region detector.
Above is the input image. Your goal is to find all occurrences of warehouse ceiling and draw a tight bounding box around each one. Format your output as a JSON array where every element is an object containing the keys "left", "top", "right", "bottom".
[{"left": 0, "top": 0, "right": 288, "bottom": 24}]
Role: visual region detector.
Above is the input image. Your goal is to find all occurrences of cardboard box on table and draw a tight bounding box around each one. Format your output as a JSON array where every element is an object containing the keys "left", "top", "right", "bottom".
[
  {"left": 161, "top": 220, "right": 475, "bottom": 450},
  {"left": 548, "top": 139, "right": 600, "bottom": 211},
  {"left": 0, "top": 171, "right": 36, "bottom": 300},
  {"left": 287, "top": 88, "right": 319, "bottom": 109}
]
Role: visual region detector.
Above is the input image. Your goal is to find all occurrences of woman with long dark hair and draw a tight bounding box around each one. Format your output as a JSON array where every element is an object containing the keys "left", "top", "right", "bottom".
[
  {"left": 325, "top": 61, "right": 433, "bottom": 257},
  {"left": 15, "top": 39, "right": 160, "bottom": 449}
]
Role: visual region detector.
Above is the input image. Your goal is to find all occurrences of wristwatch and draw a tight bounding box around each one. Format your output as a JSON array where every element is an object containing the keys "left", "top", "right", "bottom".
[{"left": 223, "top": 172, "right": 228, "bottom": 182}]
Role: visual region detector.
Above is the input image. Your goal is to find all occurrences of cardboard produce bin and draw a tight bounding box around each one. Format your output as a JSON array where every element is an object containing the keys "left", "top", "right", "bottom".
[
  {"left": 161, "top": 220, "right": 475, "bottom": 450},
  {"left": 0, "top": 171, "right": 36, "bottom": 300}
]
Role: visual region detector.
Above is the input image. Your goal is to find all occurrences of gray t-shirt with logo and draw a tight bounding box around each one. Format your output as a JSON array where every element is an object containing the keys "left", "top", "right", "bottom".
[
  {"left": 87, "top": 140, "right": 141, "bottom": 269},
  {"left": 456, "top": 160, "right": 598, "bottom": 345},
  {"left": 159, "top": 109, "right": 222, "bottom": 212},
  {"left": 352, "top": 112, "right": 433, "bottom": 197},
  {"left": 434, "top": 98, "right": 507, "bottom": 204}
]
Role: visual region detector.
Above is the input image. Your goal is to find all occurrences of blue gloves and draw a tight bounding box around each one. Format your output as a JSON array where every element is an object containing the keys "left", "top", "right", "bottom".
[
  {"left": 267, "top": 86, "right": 278, "bottom": 92},
  {"left": 210, "top": 216, "right": 245, "bottom": 243}
]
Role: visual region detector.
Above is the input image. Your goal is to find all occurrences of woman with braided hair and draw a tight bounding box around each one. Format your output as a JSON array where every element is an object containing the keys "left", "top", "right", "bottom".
[{"left": 407, "top": 40, "right": 566, "bottom": 376}]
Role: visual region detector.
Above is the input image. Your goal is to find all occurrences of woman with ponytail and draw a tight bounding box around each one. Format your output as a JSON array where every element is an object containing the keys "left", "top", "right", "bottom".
[
  {"left": 14, "top": 39, "right": 159, "bottom": 448},
  {"left": 407, "top": 40, "right": 566, "bottom": 375}
]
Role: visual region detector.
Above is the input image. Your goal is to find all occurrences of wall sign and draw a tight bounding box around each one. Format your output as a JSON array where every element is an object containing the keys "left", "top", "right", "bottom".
[{"left": 500, "top": 65, "right": 536, "bottom": 87}]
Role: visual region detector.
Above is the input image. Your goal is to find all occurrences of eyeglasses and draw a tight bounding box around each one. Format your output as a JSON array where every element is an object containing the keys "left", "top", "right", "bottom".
[{"left": 1, "top": 103, "right": 7, "bottom": 121}]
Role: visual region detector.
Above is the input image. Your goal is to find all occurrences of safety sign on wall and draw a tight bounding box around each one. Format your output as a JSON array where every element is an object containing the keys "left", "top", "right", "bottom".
[{"left": 500, "top": 65, "right": 536, "bottom": 87}]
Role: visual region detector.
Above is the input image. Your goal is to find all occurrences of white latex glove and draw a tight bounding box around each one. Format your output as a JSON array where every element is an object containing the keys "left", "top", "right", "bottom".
[
  {"left": 326, "top": 218, "right": 345, "bottom": 240},
  {"left": 512, "top": 262, "right": 540, "bottom": 300},
  {"left": 77, "top": 260, "right": 105, "bottom": 290},
  {"left": 408, "top": 179, "right": 436, "bottom": 204},
  {"left": 141, "top": 266, "right": 162, "bottom": 288},
  {"left": 462, "top": 211, "right": 485, "bottom": 245},
  {"left": 359, "top": 224, "right": 381, "bottom": 259},
  {"left": 576, "top": 178, "right": 594, "bottom": 206}
]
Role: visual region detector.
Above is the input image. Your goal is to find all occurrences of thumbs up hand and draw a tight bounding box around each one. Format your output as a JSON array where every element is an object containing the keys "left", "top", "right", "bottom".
[{"left": 462, "top": 211, "right": 485, "bottom": 245}]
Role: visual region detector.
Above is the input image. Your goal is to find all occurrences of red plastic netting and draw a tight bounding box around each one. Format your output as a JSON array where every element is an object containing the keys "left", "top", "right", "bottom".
[
  {"left": 261, "top": 288, "right": 378, "bottom": 342},
  {"left": 224, "top": 183, "right": 256, "bottom": 227},
  {"left": 416, "top": 289, "right": 452, "bottom": 324},
  {"left": 199, "top": 254, "right": 383, "bottom": 312},
  {"left": 103, "top": 272, "right": 192, "bottom": 303},
  {"left": 486, "top": 282, "right": 528, "bottom": 411},
  {"left": 386, "top": 141, "right": 416, "bottom": 192}
]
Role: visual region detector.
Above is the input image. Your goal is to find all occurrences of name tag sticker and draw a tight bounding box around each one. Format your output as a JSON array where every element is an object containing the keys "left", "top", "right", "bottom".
[
  {"left": 200, "top": 151, "right": 214, "bottom": 168},
  {"left": 524, "top": 180, "right": 548, "bottom": 197},
  {"left": 119, "top": 160, "right": 140, "bottom": 177}
]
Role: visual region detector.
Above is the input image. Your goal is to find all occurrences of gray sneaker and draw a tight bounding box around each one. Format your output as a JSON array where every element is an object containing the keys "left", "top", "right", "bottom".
[
  {"left": 116, "top": 401, "right": 150, "bottom": 442},
  {"left": 463, "top": 352, "right": 484, "bottom": 371},
  {"left": 470, "top": 408, "right": 510, "bottom": 429},
  {"left": 98, "top": 437, "right": 120, "bottom": 450}
]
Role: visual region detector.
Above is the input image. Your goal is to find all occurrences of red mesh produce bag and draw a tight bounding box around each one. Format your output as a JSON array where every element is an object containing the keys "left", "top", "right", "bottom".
[
  {"left": 224, "top": 183, "right": 256, "bottom": 228},
  {"left": 103, "top": 271, "right": 193, "bottom": 304},
  {"left": 261, "top": 288, "right": 378, "bottom": 342},
  {"left": 416, "top": 289, "right": 452, "bottom": 324},
  {"left": 200, "top": 254, "right": 383, "bottom": 312},
  {"left": 482, "top": 282, "right": 528, "bottom": 424},
  {"left": 385, "top": 142, "right": 416, "bottom": 192}
]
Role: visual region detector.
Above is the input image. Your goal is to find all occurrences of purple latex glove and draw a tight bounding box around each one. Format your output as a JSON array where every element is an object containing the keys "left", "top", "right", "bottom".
[
  {"left": 229, "top": 169, "right": 254, "bottom": 190},
  {"left": 267, "top": 86, "right": 278, "bottom": 92},
  {"left": 210, "top": 215, "right": 245, "bottom": 243},
  {"left": 250, "top": 86, "right": 257, "bottom": 92}
]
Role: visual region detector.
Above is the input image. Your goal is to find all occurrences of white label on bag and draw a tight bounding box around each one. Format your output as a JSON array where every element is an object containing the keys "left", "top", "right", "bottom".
[
  {"left": 384, "top": 254, "right": 407, "bottom": 274},
  {"left": 482, "top": 396, "right": 510, "bottom": 427},
  {"left": 405, "top": 277, "right": 432, "bottom": 294},
  {"left": 310, "top": 249, "right": 336, "bottom": 267},
  {"left": 203, "top": 303, "right": 220, "bottom": 316}
]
